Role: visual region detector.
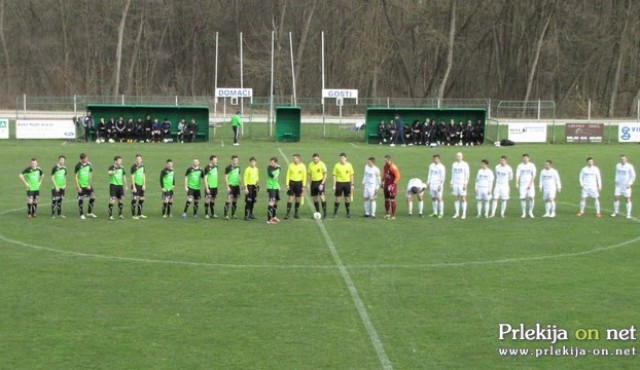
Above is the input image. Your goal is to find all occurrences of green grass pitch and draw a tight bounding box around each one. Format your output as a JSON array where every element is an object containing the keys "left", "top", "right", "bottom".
[{"left": 1, "top": 138, "right": 639, "bottom": 369}]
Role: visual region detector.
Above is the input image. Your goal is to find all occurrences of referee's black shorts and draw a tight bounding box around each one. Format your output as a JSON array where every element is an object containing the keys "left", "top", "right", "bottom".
[
  {"left": 287, "top": 180, "right": 303, "bottom": 197},
  {"left": 335, "top": 182, "right": 351, "bottom": 197}
]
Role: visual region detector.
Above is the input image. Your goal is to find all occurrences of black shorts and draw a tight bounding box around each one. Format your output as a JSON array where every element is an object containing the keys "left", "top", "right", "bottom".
[
  {"left": 51, "top": 188, "right": 66, "bottom": 200},
  {"left": 109, "top": 184, "right": 125, "bottom": 200},
  {"left": 310, "top": 180, "right": 325, "bottom": 197},
  {"left": 287, "top": 180, "right": 303, "bottom": 197},
  {"left": 245, "top": 185, "right": 258, "bottom": 202},
  {"left": 335, "top": 182, "right": 352, "bottom": 197},
  {"left": 206, "top": 187, "right": 218, "bottom": 199},
  {"left": 227, "top": 185, "right": 240, "bottom": 198},
  {"left": 78, "top": 186, "right": 95, "bottom": 198},
  {"left": 267, "top": 189, "right": 280, "bottom": 202},
  {"left": 133, "top": 184, "right": 145, "bottom": 198},
  {"left": 26, "top": 190, "right": 40, "bottom": 200},
  {"left": 162, "top": 190, "right": 174, "bottom": 200},
  {"left": 187, "top": 188, "right": 201, "bottom": 200}
]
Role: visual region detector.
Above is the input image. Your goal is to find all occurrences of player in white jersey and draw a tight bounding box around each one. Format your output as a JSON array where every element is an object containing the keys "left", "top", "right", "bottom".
[
  {"left": 362, "top": 157, "right": 381, "bottom": 218},
  {"left": 539, "top": 160, "right": 561, "bottom": 218},
  {"left": 577, "top": 157, "right": 602, "bottom": 217},
  {"left": 612, "top": 155, "right": 635, "bottom": 218},
  {"left": 515, "top": 153, "right": 537, "bottom": 218},
  {"left": 450, "top": 152, "right": 470, "bottom": 219},
  {"left": 474, "top": 159, "right": 494, "bottom": 218},
  {"left": 406, "top": 178, "right": 428, "bottom": 216},
  {"left": 491, "top": 155, "right": 513, "bottom": 218},
  {"left": 426, "top": 154, "right": 446, "bottom": 218}
]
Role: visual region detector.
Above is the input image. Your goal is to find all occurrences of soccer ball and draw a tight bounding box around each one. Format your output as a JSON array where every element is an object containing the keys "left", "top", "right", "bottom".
[
  {"left": 96, "top": 139, "right": 101, "bottom": 144},
  {"left": 313, "top": 212, "right": 322, "bottom": 220}
]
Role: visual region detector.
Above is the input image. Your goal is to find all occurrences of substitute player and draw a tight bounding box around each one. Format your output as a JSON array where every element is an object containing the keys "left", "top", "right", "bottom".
[
  {"left": 612, "top": 155, "right": 635, "bottom": 218},
  {"left": 183, "top": 159, "right": 204, "bottom": 219},
  {"left": 224, "top": 155, "right": 242, "bottom": 220},
  {"left": 160, "top": 159, "right": 175, "bottom": 218},
  {"left": 50, "top": 155, "right": 67, "bottom": 218},
  {"left": 204, "top": 155, "right": 219, "bottom": 219},
  {"left": 577, "top": 157, "right": 602, "bottom": 217},
  {"left": 266, "top": 157, "right": 282, "bottom": 224},
  {"left": 332, "top": 152, "right": 355, "bottom": 219},
  {"left": 284, "top": 154, "right": 306, "bottom": 219},
  {"left": 516, "top": 153, "right": 537, "bottom": 219},
  {"left": 107, "top": 156, "right": 127, "bottom": 220},
  {"left": 243, "top": 157, "right": 259, "bottom": 221},
  {"left": 130, "top": 154, "right": 146, "bottom": 219},
  {"left": 426, "top": 154, "right": 445, "bottom": 218},
  {"left": 74, "top": 153, "right": 97, "bottom": 219},
  {"left": 475, "top": 159, "right": 494, "bottom": 218},
  {"left": 450, "top": 152, "right": 470, "bottom": 219},
  {"left": 539, "top": 160, "right": 561, "bottom": 218},
  {"left": 308, "top": 153, "right": 328, "bottom": 218},
  {"left": 490, "top": 155, "right": 513, "bottom": 218},
  {"left": 362, "top": 157, "right": 381, "bottom": 218},
  {"left": 19, "top": 158, "right": 43, "bottom": 218},
  {"left": 382, "top": 155, "right": 400, "bottom": 219},
  {"left": 406, "top": 178, "right": 427, "bottom": 216}
]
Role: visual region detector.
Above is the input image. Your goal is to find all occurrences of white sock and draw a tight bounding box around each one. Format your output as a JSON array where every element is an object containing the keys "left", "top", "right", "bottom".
[
  {"left": 454, "top": 200, "right": 460, "bottom": 215},
  {"left": 364, "top": 199, "right": 370, "bottom": 215},
  {"left": 528, "top": 199, "right": 535, "bottom": 214},
  {"left": 501, "top": 200, "right": 507, "bottom": 216},
  {"left": 491, "top": 199, "right": 498, "bottom": 216},
  {"left": 438, "top": 201, "right": 444, "bottom": 215},
  {"left": 545, "top": 202, "right": 550, "bottom": 214},
  {"left": 579, "top": 200, "right": 586, "bottom": 212},
  {"left": 418, "top": 200, "right": 423, "bottom": 215},
  {"left": 626, "top": 201, "right": 631, "bottom": 216},
  {"left": 409, "top": 201, "right": 413, "bottom": 214},
  {"left": 551, "top": 200, "right": 556, "bottom": 214},
  {"left": 594, "top": 199, "right": 600, "bottom": 213},
  {"left": 614, "top": 200, "right": 620, "bottom": 214},
  {"left": 477, "top": 202, "right": 482, "bottom": 215},
  {"left": 520, "top": 199, "right": 526, "bottom": 214},
  {"left": 483, "top": 201, "right": 489, "bottom": 216},
  {"left": 371, "top": 200, "right": 376, "bottom": 216},
  {"left": 461, "top": 201, "right": 467, "bottom": 216},
  {"left": 432, "top": 201, "right": 438, "bottom": 214}
]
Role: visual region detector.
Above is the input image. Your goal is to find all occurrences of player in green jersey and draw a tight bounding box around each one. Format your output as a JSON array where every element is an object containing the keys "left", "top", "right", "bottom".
[
  {"left": 204, "top": 155, "right": 219, "bottom": 219},
  {"left": 160, "top": 159, "right": 175, "bottom": 218},
  {"left": 231, "top": 111, "right": 242, "bottom": 145},
  {"left": 224, "top": 155, "right": 242, "bottom": 220},
  {"left": 74, "top": 153, "right": 97, "bottom": 219},
  {"left": 266, "top": 157, "right": 281, "bottom": 224},
  {"left": 19, "top": 158, "right": 43, "bottom": 218},
  {"left": 108, "top": 155, "right": 127, "bottom": 220},
  {"left": 50, "top": 155, "right": 67, "bottom": 218},
  {"left": 130, "top": 154, "right": 147, "bottom": 219},
  {"left": 183, "top": 159, "right": 204, "bottom": 219}
]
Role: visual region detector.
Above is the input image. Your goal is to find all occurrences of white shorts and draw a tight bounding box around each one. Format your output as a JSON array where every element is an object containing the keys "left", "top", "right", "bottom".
[
  {"left": 451, "top": 184, "right": 467, "bottom": 197},
  {"left": 519, "top": 185, "right": 535, "bottom": 199},
  {"left": 475, "top": 187, "right": 492, "bottom": 201},
  {"left": 428, "top": 185, "right": 443, "bottom": 199},
  {"left": 581, "top": 187, "right": 599, "bottom": 199},
  {"left": 542, "top": 188, "right": 557, "bottom": 200},
  {"left": 614, "top": 186, "right": 632, "bottom": 198},
  {"left": 363, "top": 185, "right": 378, "bottom": 199},
  {"left": 493, "top": 184, "right": 510, "bottom": 200}
]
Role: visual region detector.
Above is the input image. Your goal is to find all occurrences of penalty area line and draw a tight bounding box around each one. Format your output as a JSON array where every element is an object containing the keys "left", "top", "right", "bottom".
[{"left": 277, "top": 147, "right": 393, "bottom": 370}]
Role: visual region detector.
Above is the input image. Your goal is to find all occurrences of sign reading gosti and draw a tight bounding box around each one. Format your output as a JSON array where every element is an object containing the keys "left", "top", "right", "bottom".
[
  {"left": 0, "top": 118, "right": 8, "bottom": 139},
  {"left": 322, "top": 89, "right": 358, "bottom": 104},
  {"left": 16, "top": 119, "right": 76, "bottom": 139},
  {"left": 618, "top": 122, "right": 640, "bottom": 143},
  {"left": 565, "top": 123, "right": 604, "bottom": 143},
  {"left": 507, "top": 122, "right": 547, "bottom": 143},
  {"left": 215, "top": 88, "right": 253, "bottom": 98}
]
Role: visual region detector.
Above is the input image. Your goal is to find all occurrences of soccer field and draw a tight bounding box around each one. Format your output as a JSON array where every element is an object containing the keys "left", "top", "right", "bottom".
[{"left": 1, "top": 139, "right": 639, "bottom": 369}]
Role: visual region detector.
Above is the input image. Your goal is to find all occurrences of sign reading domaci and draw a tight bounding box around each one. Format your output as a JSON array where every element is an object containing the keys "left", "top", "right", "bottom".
[
  {"left": 16, "top": 119, "right": 76, "bottom": 139},
  {"left": 0, "top": 118, "right": 8, "bottom": 139},
  {"left": 507, "top": 122, "right": 547, "bottom": 143},
  {"left": 215, "top": 88, "right": 253, "bottom": 98},
  {"left": 618, "top": 122, "right": 640, "bottom": 143}
]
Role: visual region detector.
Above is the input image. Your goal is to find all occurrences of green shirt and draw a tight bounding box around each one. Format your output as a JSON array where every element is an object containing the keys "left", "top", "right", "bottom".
[
  {"left": 160, "top": 168, "right": 175, "bottom": 191},
  {"left": 185, "top": 167, "right": 204, "bottom": 190},
  {"left": 109, "top": 165, "right": 125, "bottom": 186},
  {"left": 204, "top": 164, "right": 218, "bottom": 188},
  {"left": 22, "top": 167, "right": 43, "bottom": 191},
  {"left": 131, "top": 164, "right": 145, "bottom": 186},
  {"left": 51, "top": 165, "right": 67, "bottom": 189},
  {"left": 225, "top": 164, "right": 241, "bottom": 186},
  {"left": 266, "top": 165, "right": 281, "bottom": 190},
  {"left": 231, "top": 114, "right": 242, "bottom": 127},
  {"left": 74, "top": 162, "right": 93, "bottom": 188}
]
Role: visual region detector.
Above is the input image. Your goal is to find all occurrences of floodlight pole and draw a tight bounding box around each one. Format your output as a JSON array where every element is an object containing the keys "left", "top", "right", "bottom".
[
  {"left": 214, "top": 32, "right": 219, "bottom": 119},
  {"left": 240, "top": 32, "right": 244, "bottom": 118},
  {"left": 289, "top": 32, "right": 297, "bottom": 106},
  {"left": 321, "top": 31, "right": 326, "bottom": 138},
  {"left": 269, "top": 31, "right": 275, "bottom": 137}
]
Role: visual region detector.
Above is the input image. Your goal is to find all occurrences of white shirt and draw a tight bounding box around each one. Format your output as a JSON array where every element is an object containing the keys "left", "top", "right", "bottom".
[
  {"left": 406, "top": 178, "right": 427, "bottom": 196},
  {"left": 615, "top": 163, "right": 636, "bottom": 187},
  {"left": 362, "top": 164, "right": 381, "bottom": 187},
  {"left": 495, "top": 164, "right": 513, "bottom": 186},
  {"left": 450, "top": 161, "right": 470, "bottom": 186},
  {"left": 516, "top": 162, "right": 537, "bottom": 187},
  {"left": 579, "top": 166, "right": 601, "bottom": 189},
  {"left": 539, "top": 168, "right": 561, "bottom": 190},
  {"left": 475, "top": 168, "right": 494, "bottom": 189},
  {"left": 427, "top": 162, "right": 446, "bottom": 187}
]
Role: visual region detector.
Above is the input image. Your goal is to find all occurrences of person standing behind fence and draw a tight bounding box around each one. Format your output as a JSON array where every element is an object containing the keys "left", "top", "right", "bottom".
[{"left": 231, "top": 111, "right": 242, "bottom": 146}]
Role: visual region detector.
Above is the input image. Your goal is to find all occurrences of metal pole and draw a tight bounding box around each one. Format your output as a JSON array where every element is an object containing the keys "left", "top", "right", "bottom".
[
  {"left": 175, "top": 95, "right": 178, "bottom": 106},
  {"left": 588, "top": 99, "right": 591, "bottom": 121},
  {"left": 289, "top": 32, "right": 297, "bottom": 106},
  {"left": 214, "top": 32, "right": 219, "bottom": 118},
  {"left": 121, "top": 94, "right": 125, "bottom": 105},
  {"left": 537, "top": 99, "right": 541, "bottom": 120},
  {"left": 321, "top": 31, "right": 325, "bottom": 139},
  {"left": 23, "top": 94, "right": 26, "bottom": 111},
  {"left": 387, "top": 97, "right": 390, "bottom": 108},
  {"left": 269, "top": 31, "right": 275, "bottom": 137},
  {"left": 73, "top": 94, "right": 77, "bottom": 117},
  {"left": 240, "top": 31, "right": 244, "bottom": 116},
  {"left": 637, "top": 99, "right": 639, "bottom": 122}
]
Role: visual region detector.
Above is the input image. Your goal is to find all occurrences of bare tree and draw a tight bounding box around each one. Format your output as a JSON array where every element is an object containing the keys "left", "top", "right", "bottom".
[
  {"left": 437, "top": 0, "right": 456, "bottom": 100},
  {"left": 114, "top": 0, "right": 132, "bottom": 97}
]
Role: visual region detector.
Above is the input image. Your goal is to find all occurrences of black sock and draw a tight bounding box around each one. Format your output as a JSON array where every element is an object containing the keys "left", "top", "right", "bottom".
[
  {"left": 286, "top": 202, "right": 292, "bottom": 214},
  {"left": 108, "top": 203, "right": 114, "bottom": 216},
  {"left": 294, "top": 202, "right": 300, "bottom": 215},
  {"left": 273, "top": 204, "right": 278, "bottom": 217},
  {"left": 322, "top": 201, "right": 327, "bottom": 215},
  {"left": 205, "top": 202, "right": 210, "bottom": 216},
  {"left": 168, "top": 203, "right": 172, "bottom": 215},
  {"left": 27, "top": 203, "right": 32, "bottom": 216},
  {"left": 184, "top": 201, "right": 191, "bottom": 213},
  {"left": 245, "top": 203, "right": 250, "bottom": 217},
  {"left": 193, "top": 202, "right": 199, "bottom": 215},
  {"left": 162, "top": 203, "right": 167, "bottom": 215},
  {"left": 224, "top": 202, "right": 230, "bottom": 216},
  {"left": 345, "top": 202, "right": 351, "bottom": 214},
  {"left": 33, "top": 203, "right": 37, "bottom": 215},
  {"left": 88, "top": 199, "right": 95, "bottom": 214},
  {"left": 78, "top": 199, "right": 84, "bottom": 215},
  {"left": 334, "top": 202, "right": 340, "bottom": 215},
  {"left": 210, "top": 202, "right": 215, "bottom": 216},
  {"left": 314, "top": 201, "right": 320, "bottom": 212},
  {"left": 138, "top": 200, "right": 144, "bottom": 216},
  {"left": 118, "top": 203, "right": 123, "bottom": 216},
  {"left": 268, "top": 205, "right": 273, "bottom": 219},
  {"left": 232, "top": 202, "right": 237, "bottom": 216},
  {"left": 250, "top": 201, "right": 255, "bottom": 216},
  {"left": 131, "top": 200, "right": 137, "bottom": 216},
  {"left": 57, "top": 199, "right": 63, "bottom": 215},
  {"left": 51, "top": 202, "right": 56, "bottom": 216}
]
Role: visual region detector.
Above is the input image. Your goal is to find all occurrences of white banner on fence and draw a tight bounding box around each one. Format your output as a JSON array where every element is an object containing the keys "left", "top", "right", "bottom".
[
  {"left": 215, "top": 88, "right": 253, "bottom": 98},
  {"left": 0, "top": 119, "right": 8, "bottom": 139},
  {"left": 16, "top": 119, "right": 76, "bottom": 139},
  {"left": 618, "top": 122, "right": 640, "bottom": 143},
  {"left": 507, "top": 122, "right": 547, "bottom": 143}
]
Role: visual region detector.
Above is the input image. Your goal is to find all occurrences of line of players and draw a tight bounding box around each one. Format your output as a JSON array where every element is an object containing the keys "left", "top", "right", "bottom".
[
  {"left": 18, "top": 151, "right": 635, "bottom": 221},
  {"left": 377, "top": 114, "right": 485, "bottom": 147}
]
